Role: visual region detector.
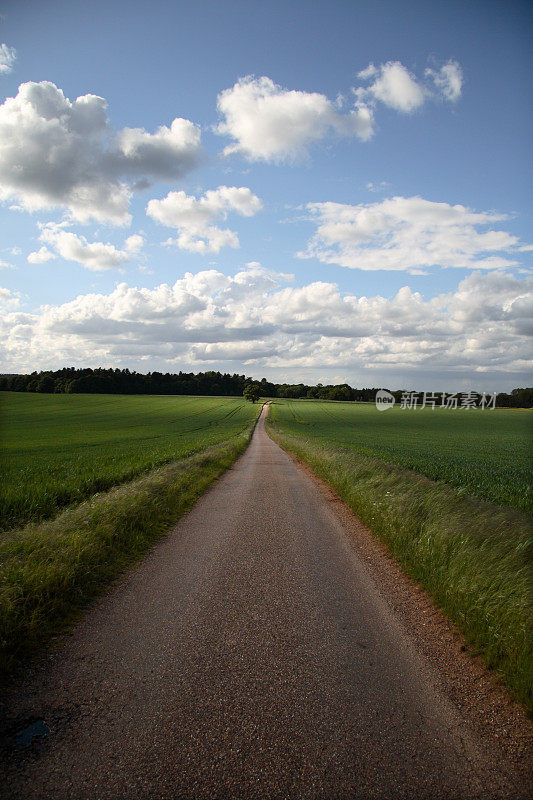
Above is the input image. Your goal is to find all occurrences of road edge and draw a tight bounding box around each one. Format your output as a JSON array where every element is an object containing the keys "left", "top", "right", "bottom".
[{"left": 263, "top": 407, "right": 532, "bottom": 782}]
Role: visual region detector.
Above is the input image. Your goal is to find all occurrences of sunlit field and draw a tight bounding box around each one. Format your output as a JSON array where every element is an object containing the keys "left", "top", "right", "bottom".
[
  {"left": 269, "top": 400, "right": 532, "bottom": 512},
  {"left": 267, "top": 400, "right": 533, "bottom": 709},
  {"left": 0, "top": 392, "right": 259, "bottom": 530}
]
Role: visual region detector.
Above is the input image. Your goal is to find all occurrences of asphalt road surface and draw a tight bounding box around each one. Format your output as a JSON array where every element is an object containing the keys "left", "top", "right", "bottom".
[{"left": 1, "top": 405, "right": 530, "bottom": 799}]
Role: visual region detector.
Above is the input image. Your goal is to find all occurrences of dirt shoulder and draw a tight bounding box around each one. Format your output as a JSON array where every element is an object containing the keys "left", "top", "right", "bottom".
[{"left": 284, "top": 445, "right": 532, "bottom": 779}]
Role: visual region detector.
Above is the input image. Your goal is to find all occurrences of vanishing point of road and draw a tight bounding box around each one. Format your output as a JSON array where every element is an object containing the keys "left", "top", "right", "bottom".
[{"left": 1, "top": 404, "right": 531, "bottom": 799}]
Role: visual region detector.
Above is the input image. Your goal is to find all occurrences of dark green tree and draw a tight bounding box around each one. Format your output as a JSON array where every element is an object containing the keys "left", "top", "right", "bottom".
[
  {"left": 243, "top": 383, "right": 261, "bottom": 403},
  {"left": 36, "top": 375, "right": 55, "bottom": 393}
]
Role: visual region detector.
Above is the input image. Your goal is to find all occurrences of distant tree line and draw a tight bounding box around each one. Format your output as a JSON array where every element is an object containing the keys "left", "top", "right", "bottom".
[
  {"left": 0, "top": 368, "right": 531, "bottom": 407},
  {"left": 485, "top": 387, "right": 533, "bottom": 408},
  {"left": 388, "top": 387, "right": 533, "bottom": 408},
  {"left": 0, "top": 368, "right": 251, "bottom": 397}
]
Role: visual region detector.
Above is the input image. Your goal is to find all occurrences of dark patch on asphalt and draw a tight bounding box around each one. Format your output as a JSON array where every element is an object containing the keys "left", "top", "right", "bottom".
[{"left": 14, "top": 719, "right": 50, "bottom": 747}]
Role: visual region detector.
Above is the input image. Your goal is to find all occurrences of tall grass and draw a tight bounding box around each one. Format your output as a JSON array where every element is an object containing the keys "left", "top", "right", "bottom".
[
  {"left": 267, "top": 412, "right": 533, "bottom": 713},
  {"left": 0, "top": 421, "right": 258, "bottom": 673}
]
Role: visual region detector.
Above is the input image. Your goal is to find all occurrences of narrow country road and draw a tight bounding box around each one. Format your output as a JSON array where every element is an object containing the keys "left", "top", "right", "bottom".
[{"left": 1, "top": 405, "right": 530, "bottom": 799}]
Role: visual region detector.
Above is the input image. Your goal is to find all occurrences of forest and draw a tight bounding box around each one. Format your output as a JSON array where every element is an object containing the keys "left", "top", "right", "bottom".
[{"left": 0, "top": 367, "right": 531, "bottom": 407}]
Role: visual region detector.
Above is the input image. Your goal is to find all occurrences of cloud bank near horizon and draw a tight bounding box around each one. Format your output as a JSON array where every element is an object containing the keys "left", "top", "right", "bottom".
[{"left": 1, "top": 267, "right": 531, "bottom": 388}]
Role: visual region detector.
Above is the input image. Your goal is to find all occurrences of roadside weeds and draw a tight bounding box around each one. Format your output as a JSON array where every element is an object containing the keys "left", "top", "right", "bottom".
[
  {"left": 0, "top": 423, "right": 256, "bottom": 674},
  {"left": 266, "top": 417, "right": 533, "bottom": 714}
]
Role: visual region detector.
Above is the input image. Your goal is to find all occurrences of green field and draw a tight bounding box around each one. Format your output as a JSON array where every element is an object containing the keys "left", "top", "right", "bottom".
[
  {"left": 267, "top": 400, "right": 532, "bottom": 710},
  {"left": 0, "top": 392, "right": 259, "bottom": 531},
  {"left": 269, "top": 400, "right": 532, "bottom": 512},
  {"left": 0, "top": 392, "right": 261, "bottom": 670},
  {"left": 2, "top": 393, "right": 532, "bottom": 706}
]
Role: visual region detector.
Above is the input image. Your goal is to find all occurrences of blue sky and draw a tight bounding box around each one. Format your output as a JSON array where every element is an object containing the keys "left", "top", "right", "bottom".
[{"left": 0, "top": 0, "right": 531, "bottom": 389}]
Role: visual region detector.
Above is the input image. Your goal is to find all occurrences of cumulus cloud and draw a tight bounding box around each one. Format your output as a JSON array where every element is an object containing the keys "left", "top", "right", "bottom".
[
  {"left": 425, "top": 60, "right": 463, "bottom": 102},
  {"left": 356, "top": 61, "right": 425, "bottom": 112},
  {"left": 36, "top": 223, "right": 144, "bottom": 270},
  {"left": 0, "top": 286, "right": 20, "bottom": 308},
  {"left": 147, "top": 186, "right": 262, "bottom": 253},
  {"left": 0, "top": 259, "right": 15, "bottom": 270},
  {"left": 298, "top": 196, "right": 531, "bottom": 272},
  {"left": 112, "top": 118, "right": 202, "bottom": 181},
  {"left": 0, "top": 267, "right": 530, "bottom": 386},
  {"left": 356, "top": 59, "right": 462, "bottom": 112},
  {"left": 216, "top": 62, "right": 461, "bottom": 161},
  {"left": 0, "top": 81, "right": 203, "bottom": 224},
  {"left": 216, "top": 75, "right": 374, "bottom": 162},
  {"left": 27, "top": 246, "right": 55, "bottom": 264},
  {"left": 0, "top": 44, "right": 16, "bottom": 75}
]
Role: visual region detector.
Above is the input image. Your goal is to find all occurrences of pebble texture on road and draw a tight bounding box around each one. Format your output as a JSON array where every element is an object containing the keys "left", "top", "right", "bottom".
[{"left": 1, "top": 404, "right": 531, "bottom": 799}]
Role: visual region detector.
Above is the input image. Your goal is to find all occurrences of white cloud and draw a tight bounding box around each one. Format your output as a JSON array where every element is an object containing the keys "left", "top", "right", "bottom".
[
  {"left": 124, "top": 234, "right": 144, "bottom": 253},
  {"left": 357, "top": 64, "right": 378, "bottom": 81},
  {"left": 425, "top": 60, "right": 463, "bottom": 102},
  {"left": 37, "top": 223, "right": 145, "bottom": 270},
  {"left": 357, "top": 61, "right": 425, "bottom": 113},
  {"left": 216, "top": 62, "right": 461, "bottom": 162},
  {"left": 147, "top": 186, "right": 262, "bottom": 253},
  {"left": 27, "top": 246, "right": 55, "bottom": 264},
  {"left": 0, "top": 259, "right": 15, "bottom": 269},
  {"left": 356, "top": 59, "right": 463, "bottom": 112},
  {"left": 112, "top": 118, "right": 203, "bottom": 181},
  {"left": 0, "top": 81, "right": 203, "bottom": 224},
  {"left": 366, "top": 181, "right": 390, "bottom": 193},
  {"left": 298, "top": 196, "right": 530, "bottom": 272},
  {"left": 0, "top": 286, "right": 20, "bottom": 308},
  {"left": 0, "top": 44, "right": 16, "bottom": 75},
  {"left": 0, "top": 268, "right": 530, "bottom": 387},
  {"left": 216, "top": 75, "right": 374, "bottom": 162}
]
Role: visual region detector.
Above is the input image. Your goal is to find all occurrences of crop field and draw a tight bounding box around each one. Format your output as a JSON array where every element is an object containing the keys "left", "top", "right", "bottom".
[
  {"left": 269, "top": 400, "right": 532, "bottom": 513},
  {"left": 267, "top": 400, "right": 532, "bottom": 708},
  {"left": 0, "top": 392, "right": 260, "bottom": 531}
]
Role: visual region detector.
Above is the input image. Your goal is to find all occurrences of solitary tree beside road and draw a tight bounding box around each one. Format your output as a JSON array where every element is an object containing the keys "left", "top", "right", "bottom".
[{"left": 243, "top": 383, "right": 261, "bottom": 403}]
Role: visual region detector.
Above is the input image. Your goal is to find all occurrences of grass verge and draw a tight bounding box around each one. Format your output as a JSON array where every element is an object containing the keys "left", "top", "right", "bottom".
[
  {"left": 267, "top": 419, "right": 533, "bottom": 713},
  {"left": 0, "top": 421, "right": 256, "bottom": 674}
]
